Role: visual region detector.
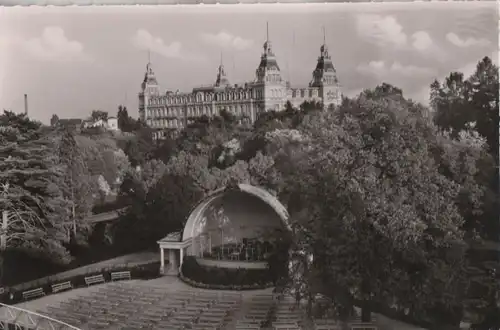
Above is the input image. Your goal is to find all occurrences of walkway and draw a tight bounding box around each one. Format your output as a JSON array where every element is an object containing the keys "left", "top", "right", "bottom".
[{"left": 9, "top": 251, "right": 159, "bottom": 292}]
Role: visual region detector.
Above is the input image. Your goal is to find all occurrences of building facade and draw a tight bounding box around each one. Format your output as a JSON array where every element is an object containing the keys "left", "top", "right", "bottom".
[{"left": 138, "top": 31, "right": 341, "bottom": 140}]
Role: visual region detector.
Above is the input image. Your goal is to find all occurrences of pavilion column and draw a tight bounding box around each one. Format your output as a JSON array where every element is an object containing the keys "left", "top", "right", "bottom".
[
  {"left": 180, "top": 248, "right": 184, "bottom": 268},
  {"left": 160, "top": 247, "right": 165, "bottom": 275},
  {"left": 169, "top": 249, "right": 177, "bottom": 273}
]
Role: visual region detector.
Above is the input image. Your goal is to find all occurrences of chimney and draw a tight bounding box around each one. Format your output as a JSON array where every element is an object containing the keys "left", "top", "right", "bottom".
[{"left": 24, "top": 94, "right": 28, "bottom": 115}]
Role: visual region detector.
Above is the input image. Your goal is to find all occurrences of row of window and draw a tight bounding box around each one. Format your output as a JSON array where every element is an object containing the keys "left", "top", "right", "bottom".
[
  {"left": 290, "top": 89, "right": 319, "bottom": 98},
  {"left": 148, "top": 118, "right": 185, "bottom": 129},
  {"left": 148, "top": 90, "right": 260, "bottom": 106},
  {"left": 146, "top": 104, "right": 255, "bottom": 119}
]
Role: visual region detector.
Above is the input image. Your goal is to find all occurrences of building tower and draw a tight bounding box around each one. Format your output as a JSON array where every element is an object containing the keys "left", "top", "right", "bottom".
[
  {"left": 254, "top": 22, "right": 287, "bottom": 112},
  {"left": 138, "top": 52, "right": 160, "bottom": 122},
  {"left": 310, "top": 27, "right": 341, "bottom": 109},
  {"left": 215, "top": 53, "right": 231, "bottom": 88}
]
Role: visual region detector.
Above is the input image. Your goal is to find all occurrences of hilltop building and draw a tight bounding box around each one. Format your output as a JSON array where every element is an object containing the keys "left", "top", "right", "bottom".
[{"left": 138, "top": 26, "right": 342, "bottom": 140}]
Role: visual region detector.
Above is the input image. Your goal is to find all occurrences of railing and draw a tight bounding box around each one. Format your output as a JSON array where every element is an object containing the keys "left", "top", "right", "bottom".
[{"left": 0, "top": 302, "right": 81, "bottom": 330}]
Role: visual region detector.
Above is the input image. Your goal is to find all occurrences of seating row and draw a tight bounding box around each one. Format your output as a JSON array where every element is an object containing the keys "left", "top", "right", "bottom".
[{"left": 43, "top": 282, "right": 243, "bottom": 330}]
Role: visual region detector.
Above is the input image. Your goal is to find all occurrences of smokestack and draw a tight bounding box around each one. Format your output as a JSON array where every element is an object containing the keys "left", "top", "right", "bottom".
[{"left": 24, "top": 94, "right": 28, "bottom": 116}]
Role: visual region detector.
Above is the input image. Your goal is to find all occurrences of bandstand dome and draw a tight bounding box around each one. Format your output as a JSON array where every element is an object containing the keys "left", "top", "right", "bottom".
[
  {"left": 157, "top": 183, "right": 290, "bottom": 275},
  {"left": 182, "top": 183, "right": 290, "bottom": 242}
]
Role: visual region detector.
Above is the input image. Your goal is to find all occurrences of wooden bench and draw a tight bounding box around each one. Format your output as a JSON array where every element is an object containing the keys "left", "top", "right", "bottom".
[
  {"left": 273, "top": 323, "right": 300, "bottom": 330},
  {"left": 84, "top": 274, "right": 105, "bottom": 286},
  {"left": 350, "top": 324, "right": 378, "bottom": 330},
  {"left": 315, "top": 325, "right": 341, "bottom": 330},
  {"left": 51, "top": 281, "right": 73, "bottom": 293},
  {"left": 22, "top": 287, "right": 45, "bottom": 300},
  {"left": 110, "top": 271, "right": 131, "bottom": 281}
]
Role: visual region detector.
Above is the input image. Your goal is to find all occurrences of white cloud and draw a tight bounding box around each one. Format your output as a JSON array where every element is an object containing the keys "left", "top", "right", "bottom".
[
  {"left": 356, "top": 14, "right": 444, "bottom": 59},
  {"left": 446, "top": 33, "right": 491, "bottom": 48},
  {"left": 132, "top": 29, "right": 204, "bottom": 61},
  {"left": 412, "top": 31, "right": 433, "bottom": 52},
  {"left": 200, "top": 31, "right": 254, "bottom": 51},
  {"left": 357, "top": 61, "right": 434, "bottom": 77},
  {"left": 2, "top": 26, "right": 89, "bottom": 62},
  {"left": 356, "top": 14, "right": 407, "bottom": 48}
]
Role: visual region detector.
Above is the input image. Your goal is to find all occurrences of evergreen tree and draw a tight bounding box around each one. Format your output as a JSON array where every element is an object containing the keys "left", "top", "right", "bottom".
[{"left": 0, "top": 111, "right": 72, "bottom": 286}]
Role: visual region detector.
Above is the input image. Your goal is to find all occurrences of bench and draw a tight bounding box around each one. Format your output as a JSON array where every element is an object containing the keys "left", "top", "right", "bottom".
[
  {"left": 22, "top": 287, "right": 45, "bottom": 300},
  {"left": 51, "top": 281, "right": 73, "bottom": 293},
  {"left": 84, "top": 274, "right": 105, "bottom": 286},
  {"left": 273, "top": 323, "right": 300, "bottom": 330},
  {"left": 350, "top": 324, "right": 378, "bottom": 330},
  {"left": 315, "top": 325, "right": 341, "bottom": 330},
  {"left": 111, "top": 271, "right": 131, "bottom": 281}
]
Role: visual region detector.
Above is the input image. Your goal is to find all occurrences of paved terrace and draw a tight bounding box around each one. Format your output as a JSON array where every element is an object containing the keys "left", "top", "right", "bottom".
[{"left": 1, "top": 277, "right": 427, "bottom": 330}]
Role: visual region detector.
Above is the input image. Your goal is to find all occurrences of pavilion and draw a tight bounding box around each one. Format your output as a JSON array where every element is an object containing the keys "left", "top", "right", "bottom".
[{"left": 157, "top": 183, "right": 290, "bottom": 275}]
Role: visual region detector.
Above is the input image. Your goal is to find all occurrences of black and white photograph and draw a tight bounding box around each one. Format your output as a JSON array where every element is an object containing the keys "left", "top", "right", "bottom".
[{"left": 0, "top": 2, "right": 498, "bottom": 330}]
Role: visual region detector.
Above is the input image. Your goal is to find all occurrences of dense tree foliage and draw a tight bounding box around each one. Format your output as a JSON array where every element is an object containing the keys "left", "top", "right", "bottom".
[
  {"left": 55, "top": 128, "right": 97, "bottom": 241},
  {"left": 90, "top": 110, "right": 109, "bottom": 122},
  {"left": 0, "top": 111, "right": 73, "bottom": 285}
]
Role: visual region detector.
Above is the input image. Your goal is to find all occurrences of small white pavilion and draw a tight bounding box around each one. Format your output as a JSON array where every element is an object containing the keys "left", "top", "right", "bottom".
[{"left": 157, "top": 183, "right": 290, "bottom": 275}]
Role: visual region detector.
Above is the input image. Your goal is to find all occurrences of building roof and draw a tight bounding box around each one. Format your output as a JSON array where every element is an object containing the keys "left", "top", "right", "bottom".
[
  {"left": 158, "top": 231, "right": 182, "bottom": 243},
  {"left": 258, "top": 56, "right": 280, "bottom": 71}
]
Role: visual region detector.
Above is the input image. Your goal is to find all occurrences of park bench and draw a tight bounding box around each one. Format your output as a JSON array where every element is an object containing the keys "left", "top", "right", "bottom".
[
  {"left": 110, "top": 270, "right": 131, "bottom": 282},
  {"left": 84, "top": 274, "right": 105, "bottom": 286},
  {"left": 51, "top": 280, "right": 73, "bottom": 293},
  {"left": 350, "top": 324, "right": 378, "bottom": 330},
  {"left": 236, "top": 324, "right": 261, "bottom": 330},
  {"left": 273, "top": 324, "right": 301, "bottom": 330},
  {"left": 22, "top": 287, "right": 45, "bottom": 300},
  {"left": 315, "top": 325, "right": 341, "bottom": 330}
]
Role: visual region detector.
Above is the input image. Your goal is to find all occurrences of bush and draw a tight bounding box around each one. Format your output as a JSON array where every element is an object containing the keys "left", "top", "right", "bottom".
[{"left": 180, "top": 256, "right": 274, "bottom": 290}]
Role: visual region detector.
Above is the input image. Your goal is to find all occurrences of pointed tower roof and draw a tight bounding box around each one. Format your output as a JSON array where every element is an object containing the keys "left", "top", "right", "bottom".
[
  {"left": 315, "top": 27, "right": 336, "bottom": 73},
  {"left": 310, "top": 27, "right": 338, "bottom": 87},
  {"left": 215, "top": 52, "right": 231, "bottom": 87},
  {"left": 141, "top": 53, "right": 159, "bottom": 91},
  {"left": 140, "top": 51, "right": 160, "bottom": 96},
  {"left": 257, "top": 22, "right": 280, "bottom": 72}
]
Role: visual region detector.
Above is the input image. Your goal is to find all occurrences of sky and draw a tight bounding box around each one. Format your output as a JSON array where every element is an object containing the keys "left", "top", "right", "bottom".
[{"left": 0, "top": 2, "right": 498, "bottom": 124}]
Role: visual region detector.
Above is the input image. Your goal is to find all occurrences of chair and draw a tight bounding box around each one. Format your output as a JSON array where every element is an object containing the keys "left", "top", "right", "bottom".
[{"left": 230, "top": 245, "right": 243, "bottom": 260}]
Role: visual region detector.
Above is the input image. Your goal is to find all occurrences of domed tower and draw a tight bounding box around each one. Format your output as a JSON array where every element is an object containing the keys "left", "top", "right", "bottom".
[
  {"left": 253, "top": 22, "right": 287, "bottom": 112},
  {"left": 310, "top": 28, "right": 341, "bottom": 109},
  {"left": 215, "top": 54, "right": 231, "bottom": 88},
  {"left": 138, "top": 55, "right": 160, "bottom": 122}
]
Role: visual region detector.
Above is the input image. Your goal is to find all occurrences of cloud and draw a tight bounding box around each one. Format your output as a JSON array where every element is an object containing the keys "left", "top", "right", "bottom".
[
  {"left": 356, "top": 14, "right": 407, "bottom": 48},
  {"left": 132, "top": 29, "right": 204, "bottom": 61},
  {"left": 357, "top": 61, "right": 434, "bottom": 77},
  {"left": 200, "top": 31, "right": 254, "bottom": 51},
  {"left": 446, "top": 32, "right": 491, "bottom": 48},
  {"left": 412, "top": 31, "right": 433, "bottom": 52},
  {"left": 356, "top": 14, "right": 444, "bottom": 59},
  {"left": 2, "top": 26, "right": 89, "bottom": 62}
]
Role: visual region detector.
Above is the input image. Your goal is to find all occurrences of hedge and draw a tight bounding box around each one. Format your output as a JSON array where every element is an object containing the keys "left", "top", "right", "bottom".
[{"left": 180, "top": 256, "right": 274, "bottom": 290}]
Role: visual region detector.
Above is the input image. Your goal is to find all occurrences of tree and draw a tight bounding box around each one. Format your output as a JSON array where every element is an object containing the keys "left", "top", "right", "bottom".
[
  {"left": 50, "top": 114, "right": 59, "bottom": 127},
  {"left": 0, "top": 111, "right": 72, "bottom": 286},
  {"left": 431, "top": 56, "right": 499, "bottom": 159},
  {"left": 117, "top": 105, "right": 136, "bottom": 132},
  {"left": 55, "top": 127, "right": 97, "bottom": 240},
  {"left": 112, "top": 158, "right": 203, "bottom": 253},
  {"left": 91, "top": 110, "right": 108, "bottom": 122},
  {"left": 270, "top": 90, "right": 485, "bottom": 328}
]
